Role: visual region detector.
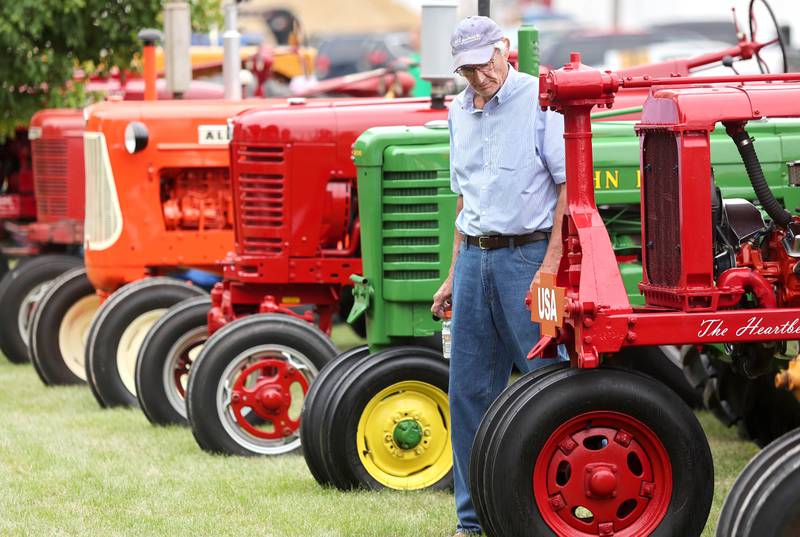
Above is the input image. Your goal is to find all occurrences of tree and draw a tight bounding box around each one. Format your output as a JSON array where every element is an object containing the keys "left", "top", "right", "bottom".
[{"left": 0, "top": 0, "right": 222, "bottom": 139}]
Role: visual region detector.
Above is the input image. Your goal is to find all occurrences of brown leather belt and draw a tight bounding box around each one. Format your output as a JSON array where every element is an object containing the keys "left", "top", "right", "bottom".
[{"left": 463, "top": 230, "right": 550, "bottom": 250}]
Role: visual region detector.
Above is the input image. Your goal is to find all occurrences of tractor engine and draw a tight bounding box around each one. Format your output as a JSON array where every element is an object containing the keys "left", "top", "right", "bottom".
[{"left": 161, "top": 167, "right": 232, "bottom": 231}]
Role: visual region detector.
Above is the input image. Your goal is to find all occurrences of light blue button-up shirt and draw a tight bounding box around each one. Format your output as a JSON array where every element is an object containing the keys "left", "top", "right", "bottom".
[{"left": 449, "top": 65, "right": 565, "bottom": 237}]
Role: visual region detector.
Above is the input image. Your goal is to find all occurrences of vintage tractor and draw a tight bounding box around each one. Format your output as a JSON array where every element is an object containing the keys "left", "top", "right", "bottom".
[
  {"left": 0, "top": 113, "right": 84, "bottom": 365},
  {"left": 300, "top": 95, "right": 800, "bottom": 492},
  {"left": 27, "top": 98, "right": 269, "bottom": 403},
  {"left": 133, "top": 97, "right": 448, "bottom": 459},
  {"left": 461, "top": 51, "right": 800, "bottom": 534},
  {"left": 300, "top": 123, "right": 456, "bottom": 491}
]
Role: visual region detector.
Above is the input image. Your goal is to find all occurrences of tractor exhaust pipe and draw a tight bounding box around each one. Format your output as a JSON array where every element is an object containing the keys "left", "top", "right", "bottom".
[
  {"left": 421, "top": 1, "right": 457, "bottom": 110},
  {"left": 223, "top": 1, "right": 242, "bottom": 100},
  {"left": 138, "top": 29, "right": 163, "bottom": 101},
  {"left": 164, "top": 1, "right": 192, "bottom": 98}
]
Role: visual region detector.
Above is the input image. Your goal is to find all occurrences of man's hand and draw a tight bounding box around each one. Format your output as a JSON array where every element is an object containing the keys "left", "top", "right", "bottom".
[
  {"left": 431, "top": 275, "right": 453, "bottom": 318},
  {"left": 530, "top": 261, "right": 559, "bottom": 291}
]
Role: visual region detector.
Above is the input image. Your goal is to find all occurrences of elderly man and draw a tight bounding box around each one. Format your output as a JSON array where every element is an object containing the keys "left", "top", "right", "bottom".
[{"left": 430, "top": 15, "right": 567, "bottom": 537}]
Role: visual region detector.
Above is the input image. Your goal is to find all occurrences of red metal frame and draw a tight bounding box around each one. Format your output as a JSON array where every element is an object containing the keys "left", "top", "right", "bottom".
[
  {"left": 209, "top": 97, "right": 449, "bottom": 334},
  {"left": 534, "top": 53, "right": 800, "bottom": 367}
]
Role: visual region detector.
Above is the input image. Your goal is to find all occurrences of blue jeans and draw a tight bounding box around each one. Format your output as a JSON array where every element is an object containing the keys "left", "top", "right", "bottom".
[{"left": 449, "top": 239, "right": 564, "bottom": 534}]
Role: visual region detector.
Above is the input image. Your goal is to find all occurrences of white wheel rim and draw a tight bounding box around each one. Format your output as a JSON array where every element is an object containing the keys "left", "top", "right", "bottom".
[
  {"left": 58, "top": 294, "right": 101, "bottom": 381},
  {"left": 18, "top": 282, "right": 52, "bottom": 345},
  {"left": 215, "top": 344, "right": 319, "bottom": 455},
  {"left": 116, "top": 309, "right": 167, "bottom": 397},
  {"left": 162, "top": 327, "right": 206, "bottom": 419}
]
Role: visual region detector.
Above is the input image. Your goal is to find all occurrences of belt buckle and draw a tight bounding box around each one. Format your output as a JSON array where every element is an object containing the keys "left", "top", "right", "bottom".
[{"left": 478, "top": 236, "right": 490, "bottom": 249}]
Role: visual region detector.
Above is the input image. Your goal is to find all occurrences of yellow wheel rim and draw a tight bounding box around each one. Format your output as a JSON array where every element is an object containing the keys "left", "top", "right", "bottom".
[
  {"left": 356, "top": 380, "right": 452, "bottom": 490},
  {"left": 116, "top": 309, "right": 167, "bottom": 397},
  {"left": 58, "top": 294, "right": 101, "bottom": 381}
]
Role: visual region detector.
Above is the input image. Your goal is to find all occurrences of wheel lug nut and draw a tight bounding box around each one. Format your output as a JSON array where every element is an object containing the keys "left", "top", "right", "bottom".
[{"left": 549, "top": 494, "right": 566, "bottom": 511}]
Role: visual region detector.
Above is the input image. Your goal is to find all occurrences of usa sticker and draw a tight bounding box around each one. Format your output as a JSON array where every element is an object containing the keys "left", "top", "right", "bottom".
[
  {"left": 198, "top": 125, "right": 230, "bottom": 145},
  {"left": 530, "top": 272, "right": 565, "bottom": 337}
]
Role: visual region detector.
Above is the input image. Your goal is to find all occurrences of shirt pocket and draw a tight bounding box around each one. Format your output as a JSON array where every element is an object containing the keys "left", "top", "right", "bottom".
[{"left": 498, "top": 134, "right": 534, "bottom": 171}]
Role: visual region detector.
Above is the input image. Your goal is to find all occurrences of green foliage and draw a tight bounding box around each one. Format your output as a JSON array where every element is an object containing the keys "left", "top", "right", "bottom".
[{"left": 0, "top": 0, "right": 222, "bottom": 140}]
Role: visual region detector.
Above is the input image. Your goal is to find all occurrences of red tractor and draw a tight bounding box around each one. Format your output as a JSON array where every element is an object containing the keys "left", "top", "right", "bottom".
[
  {"left": 133, "top": 97, "right": 448, "bottom": 458},
  {"left": 467, "top": 52, "right": 800, "bottom": 536}
]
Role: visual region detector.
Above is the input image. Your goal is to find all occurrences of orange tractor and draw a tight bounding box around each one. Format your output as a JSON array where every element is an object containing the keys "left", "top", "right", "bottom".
[{"left": 28, "top": 98, "right": 272, "bottom": 402}]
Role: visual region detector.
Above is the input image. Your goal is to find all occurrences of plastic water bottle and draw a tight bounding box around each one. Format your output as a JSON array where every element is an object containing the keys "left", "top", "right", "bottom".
[{"left": 441, "top": 310, "right": 452, "bottom": 360}]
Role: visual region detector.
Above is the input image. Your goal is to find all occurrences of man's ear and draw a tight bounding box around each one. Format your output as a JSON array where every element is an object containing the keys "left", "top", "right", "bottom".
[{"left": 502, "top": 37, "right": 511, "bottom": 59}]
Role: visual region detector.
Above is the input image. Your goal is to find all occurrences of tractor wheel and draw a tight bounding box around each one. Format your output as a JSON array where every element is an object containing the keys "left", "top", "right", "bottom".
[
  {"left": 320, "top": 346, "right": 452, "bottom": 491},
  {"left": 185, "top": 313, "right": 337, "bottom": 456},
  {"left": 471, "top": 367, "right": 713, "bottom": 537},
  {"left": 604, "top": 346, "right": 703, "bottom": 409},
  {"left": 470, "top": 362, "right": 570, "bottom": 537},
  {"left": 85, "top": 277, "right": 206, "bottom": 408},
  {"left": 0, "top": 254, "right": 81, "bottom": 363},
  {"left": 716, "top": 428, "right": 800, "bottom": 536},
  {"left": 300, "top": 344, "right": 370, "bottom": 486},
  {"left": 29, "top": 268, "right": 100, "bottom": 385},
  {"left": 135, "top": 296, "right": 211, "bottom": 426}
]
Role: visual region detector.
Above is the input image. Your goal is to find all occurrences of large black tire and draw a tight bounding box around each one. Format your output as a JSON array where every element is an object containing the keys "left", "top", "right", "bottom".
[
  {"left": 470, "top": 362, "right": 570, "bottom": 537},
  {"left": 717, "top": 428, "right": 800, "bottom": 536},
  {"left": 186, "top": 314, "right": 338, "bottom": 456},
  {"left": 319, "top": 346, "right": 452, "bottom": 491},
  {"left": 29, "top": 268, "right": 99, "bottom": 385},
  {"left": 300, "top": 344, "right": 370, "bottom": 486},
  {"left": 135, "top": 296, "right": 212, "bottom": 426},
  {"left": 85, "top": 277, "right": 206, "bottom": 408},
  {"left": 605, "top": 345, "right": 703, "bottom": 409},
  {"left": 0, "top": 254, "right": 81, "bottom": 363},
  {"left": 472, "top": 367, "right": 713, "bottom": 537}
]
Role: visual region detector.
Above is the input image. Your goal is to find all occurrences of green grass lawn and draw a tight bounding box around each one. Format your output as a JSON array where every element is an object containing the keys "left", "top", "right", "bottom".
[{"left": 0, "top": 326, "right": 758, "bottom": 536}]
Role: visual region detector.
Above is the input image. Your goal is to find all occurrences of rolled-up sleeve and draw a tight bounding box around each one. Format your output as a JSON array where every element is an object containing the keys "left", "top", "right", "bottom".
[
  {"left": 448, "top": 115, "right": 462, "bottom": 194},
  {"left": 537, "top": 108, "right": 566, "bottom": 185}
]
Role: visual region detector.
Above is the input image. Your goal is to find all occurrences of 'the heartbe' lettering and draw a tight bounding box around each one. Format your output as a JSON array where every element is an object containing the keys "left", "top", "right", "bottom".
[{"left": 697, "top": 317, "right": 800, "bottom": 339}]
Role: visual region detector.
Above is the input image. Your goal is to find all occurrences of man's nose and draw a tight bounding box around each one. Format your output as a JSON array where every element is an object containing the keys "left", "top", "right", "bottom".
[{"left": 474, "top": 69, "right": 488, "bottom": 84}]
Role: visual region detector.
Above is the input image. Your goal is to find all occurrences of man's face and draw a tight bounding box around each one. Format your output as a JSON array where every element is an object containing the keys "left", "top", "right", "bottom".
[{"left": 458, "top": 46, "right": 508, "bottom": 101}]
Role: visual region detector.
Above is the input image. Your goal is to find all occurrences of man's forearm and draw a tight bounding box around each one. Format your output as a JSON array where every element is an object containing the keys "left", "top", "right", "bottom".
[
  {"left": 447, "top": 195, "right": 465, "bottom": 276},
  {"left": 540, "top": 184, "right": 566, "bottom": 271}
]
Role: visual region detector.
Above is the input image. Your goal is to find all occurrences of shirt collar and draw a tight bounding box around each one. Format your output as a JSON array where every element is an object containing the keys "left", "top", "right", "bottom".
[{"left": 461, "top": 64, "right": 519, "bottom": 113}]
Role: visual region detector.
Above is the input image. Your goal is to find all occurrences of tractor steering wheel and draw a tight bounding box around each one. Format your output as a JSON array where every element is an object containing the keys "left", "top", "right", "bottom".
[{"left": 748, "top": 0, "right": 788, "bottom": 73}]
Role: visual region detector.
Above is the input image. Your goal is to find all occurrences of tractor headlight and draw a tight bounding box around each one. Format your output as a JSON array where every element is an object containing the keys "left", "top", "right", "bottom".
[{"left": 124, "top": 121, "right": 149, "bottom": 154}]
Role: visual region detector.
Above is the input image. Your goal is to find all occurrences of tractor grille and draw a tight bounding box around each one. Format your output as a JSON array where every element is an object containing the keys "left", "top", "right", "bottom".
[
  {"left": 643, "top": 131, "right": 681, "bottom": 287},
  {"left": 83, "top": 132, "right": 122, "bottom": 250},
  {"left": 235, "top": 145, "right": 287, "bottom": 255},
  {"left": 32, "top": 139, "right": 69, "bottom": 217},
  {"left": 381, "top": 170, "right": 445, "bottom": 282}
]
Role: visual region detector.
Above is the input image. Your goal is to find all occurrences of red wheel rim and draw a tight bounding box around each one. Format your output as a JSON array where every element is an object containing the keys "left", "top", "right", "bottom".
[
  {"left": 229, "top": 358, "right": 309, "bottom": 440},
  {"left": 533, "top": 411, "right": 672, "bottom": 536},
  {"left": 173, "top": 354, "right": 191, "bottom": 398}
]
